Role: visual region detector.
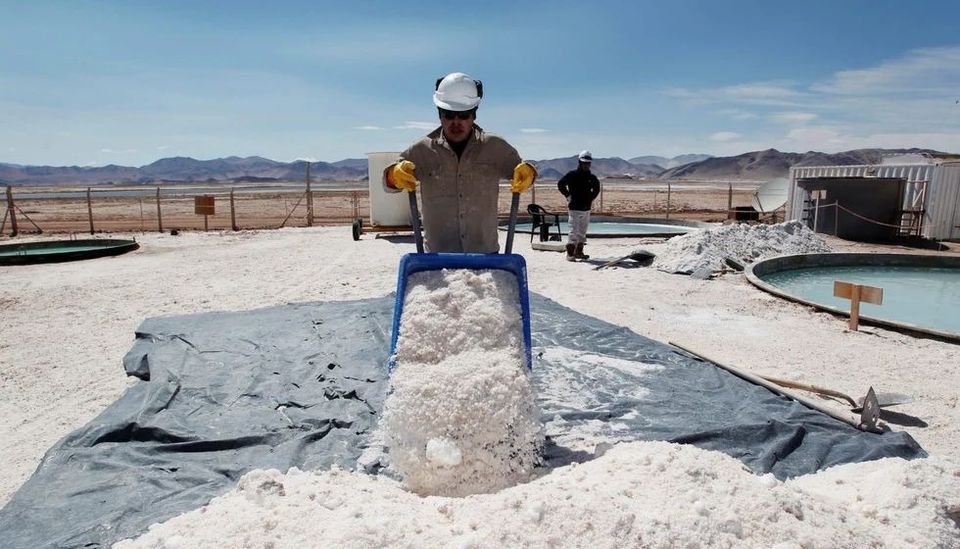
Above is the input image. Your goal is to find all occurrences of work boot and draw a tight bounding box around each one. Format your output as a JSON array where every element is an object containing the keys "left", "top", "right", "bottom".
[
  {"left": 575, "top": 243, "right": 589, "bottom": 260},
  {"left": 565, "top": 244, "right": 576, "bottom": 261}
]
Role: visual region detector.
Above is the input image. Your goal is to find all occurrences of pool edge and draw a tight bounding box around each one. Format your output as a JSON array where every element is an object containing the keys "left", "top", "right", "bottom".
[{"left": 746, "top": 252, "right": 960, "bottom": 344}]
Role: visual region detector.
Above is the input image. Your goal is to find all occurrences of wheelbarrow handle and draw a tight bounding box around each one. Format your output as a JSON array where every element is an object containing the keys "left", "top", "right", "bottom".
[
  {"left": 408, "top": 190, "right": 424, "bottom": 254},
  {"left": 504, "top": 192, "right": 520, "bottom": 254}
]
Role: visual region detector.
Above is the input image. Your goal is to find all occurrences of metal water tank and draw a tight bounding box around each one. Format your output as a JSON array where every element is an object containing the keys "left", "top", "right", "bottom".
[{"left": 366, "top": 152, "right": 411, "bottom": 227}]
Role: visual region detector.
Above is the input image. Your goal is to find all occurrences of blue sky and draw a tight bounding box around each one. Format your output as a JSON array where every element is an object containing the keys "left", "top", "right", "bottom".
[{"left": 3, "top": 0, "right": 960, "bottom": 166}]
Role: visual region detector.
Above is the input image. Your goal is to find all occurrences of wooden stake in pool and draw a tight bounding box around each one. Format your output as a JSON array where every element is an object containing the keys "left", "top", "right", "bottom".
[{"left": 834, "top": 280, "right": 883, "bottom": 331}]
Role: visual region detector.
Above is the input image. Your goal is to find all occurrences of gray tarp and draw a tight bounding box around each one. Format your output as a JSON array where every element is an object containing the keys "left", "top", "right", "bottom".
[{"left": 0, "top": 294, "right": 924, "bottom": 549}]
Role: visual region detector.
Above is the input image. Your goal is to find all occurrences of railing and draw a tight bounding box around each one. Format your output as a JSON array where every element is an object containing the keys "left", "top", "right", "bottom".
[{"left": 1, "top": 180, "right": 763, "bottom": 236}]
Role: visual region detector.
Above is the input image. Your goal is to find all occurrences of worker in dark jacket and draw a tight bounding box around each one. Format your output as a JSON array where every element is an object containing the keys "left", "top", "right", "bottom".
[{"left": 557, "top": 150, "right": 601, "bottom": 261}]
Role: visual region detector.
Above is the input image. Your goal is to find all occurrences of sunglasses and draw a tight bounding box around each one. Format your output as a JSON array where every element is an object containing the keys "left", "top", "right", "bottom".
[{"left": 439, "top": 108, "right": 476, "bottom": 120}]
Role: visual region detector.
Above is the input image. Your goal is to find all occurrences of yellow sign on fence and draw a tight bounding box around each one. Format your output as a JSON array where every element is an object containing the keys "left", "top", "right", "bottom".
[{"left": 194, "top": 195, "right": 215, "bottom": 216}]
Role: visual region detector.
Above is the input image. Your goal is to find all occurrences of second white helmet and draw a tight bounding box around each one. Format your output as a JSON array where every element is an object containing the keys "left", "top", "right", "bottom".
[{"left": 433, "top": 72, "right": 483, "bottom": 111}]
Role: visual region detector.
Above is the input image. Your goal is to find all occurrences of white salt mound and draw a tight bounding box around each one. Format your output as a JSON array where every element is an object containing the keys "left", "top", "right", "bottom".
[
  {"left": 114, "top": 441, "right": 960, "bottom": 549},
  {"left": 654, "top": 220, "right": 831, "bottom": 274},
  {"left": 382, "top": 269, "right": 544, "bottom": 496}
]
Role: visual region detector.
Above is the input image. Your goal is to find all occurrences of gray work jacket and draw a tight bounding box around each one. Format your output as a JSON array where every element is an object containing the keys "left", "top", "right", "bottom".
[{"left": 384, "top": 125, "right": 521, "bottom": 253}]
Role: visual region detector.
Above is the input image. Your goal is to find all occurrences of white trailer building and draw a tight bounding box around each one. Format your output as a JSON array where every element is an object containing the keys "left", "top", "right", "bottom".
[{"left": 787, "top": 158, "right": 960, "bottom": 241}]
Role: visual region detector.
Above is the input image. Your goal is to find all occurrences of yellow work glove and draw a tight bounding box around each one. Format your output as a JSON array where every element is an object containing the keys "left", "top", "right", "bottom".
[
  {"left": 388, "top": 160, "right": 418, "bottom": 192},
  {"left": 511, "top": 161, "right": 537, "bottom": 193}
]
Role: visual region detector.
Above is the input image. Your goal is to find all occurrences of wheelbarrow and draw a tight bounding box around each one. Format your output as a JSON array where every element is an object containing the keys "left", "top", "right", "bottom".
[{"left": 388, "top": 189, "right": 532, "bottom": 373}]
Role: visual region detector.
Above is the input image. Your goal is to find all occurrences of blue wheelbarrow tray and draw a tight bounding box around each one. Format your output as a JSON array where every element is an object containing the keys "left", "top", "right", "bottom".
[{"left": 389, "top": 252, "right": 533, "bottom": 373}]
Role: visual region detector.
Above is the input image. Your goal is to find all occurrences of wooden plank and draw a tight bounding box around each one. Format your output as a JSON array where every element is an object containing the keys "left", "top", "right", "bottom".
[
  {"left": 834, "top": 281, "right": 883, "bottom": 305},
  {"left": 834, "top": 280, "right": 883, "bottom": 331}
]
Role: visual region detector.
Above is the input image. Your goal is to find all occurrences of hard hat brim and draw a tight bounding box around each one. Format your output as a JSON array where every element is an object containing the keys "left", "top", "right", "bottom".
[{"left": 433, "top": 94, "right": 481, "bottom": 112}]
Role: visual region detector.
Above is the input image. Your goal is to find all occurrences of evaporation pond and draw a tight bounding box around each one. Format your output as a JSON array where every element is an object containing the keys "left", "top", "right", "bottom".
[
  {"left": 760, "top": 265, "right": 960, "bottom": 334},
  {"left": 0, "top": 245, "right": 114, "bottom": 257},
  {"left": 513, "top": 221, "right": 694, "bottom": 236}
]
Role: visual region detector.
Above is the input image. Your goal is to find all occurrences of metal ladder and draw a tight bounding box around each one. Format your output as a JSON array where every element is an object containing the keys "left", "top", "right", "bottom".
[{"left": 898, "top": 180, "right": 927, "bottom": 237}]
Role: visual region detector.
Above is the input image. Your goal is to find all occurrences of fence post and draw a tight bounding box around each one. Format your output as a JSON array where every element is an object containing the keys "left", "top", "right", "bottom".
[
  {"left": 306, "top": 163, "right": 314, "bottom": 227},
  {"left": 230, "top": 188, "right": 237, "bottom": 231},
  {"left": 156, "top": 187, "right": 164, "bottom": 232},
  {"left": 727, "top": 183, "right": 733, "bottom": 219},
  {"left": 834, "top": 201, "right": 839, "bottom": 236},
  {"left": 5, "top": 186, "right": 17, "bottom": 237},
  {"left": 87, "top": 187, "right": 95, "bottom": 234},
  {"left": 666, "top": 181, "right": 672, "bottom": 219}
]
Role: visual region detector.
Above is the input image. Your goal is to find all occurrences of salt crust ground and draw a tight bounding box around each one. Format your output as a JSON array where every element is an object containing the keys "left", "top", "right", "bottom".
[
  {"left": 114, "top": 441, "right": 960, "bottom": 549},
  {"left": 383, "top": 269, "right": 543, "bottom": 496},
  {"left": 1, "top": 226, "right": 959, "bottom": 545}
]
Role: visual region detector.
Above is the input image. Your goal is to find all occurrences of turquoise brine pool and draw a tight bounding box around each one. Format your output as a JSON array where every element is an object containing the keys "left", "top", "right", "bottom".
[
  {"left": 0, "top": 244, "right": 113, "bottom": 257},
  {"left": 511, "top": 221, "right": 695, "bottom": 237},
  {"left": 0, "top": 239, "right": 139, "bottom": 265},
  {"left": 760, "top": 265, "right": 960, "bottom": 334}
]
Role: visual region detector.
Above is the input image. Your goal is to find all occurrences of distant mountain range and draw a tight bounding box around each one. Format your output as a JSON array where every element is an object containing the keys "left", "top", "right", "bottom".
[{"left": 0, "top": 148, "right": 952, "bottom": 186}]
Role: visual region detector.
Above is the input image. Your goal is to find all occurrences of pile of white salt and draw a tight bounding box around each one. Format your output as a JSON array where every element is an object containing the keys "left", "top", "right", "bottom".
[
  {"left": 114, "top": 441, "right": 960, "bottom": 549},
  {"left": 654, "top": 220, "right": 831, "bottom": 274},
  {"left": 381, "top": 268, "right": 544, "bottom": 496}
]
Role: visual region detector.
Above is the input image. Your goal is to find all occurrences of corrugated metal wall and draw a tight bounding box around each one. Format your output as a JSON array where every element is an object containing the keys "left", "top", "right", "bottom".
[{"left": 787, "top": 163, "right": 960, "bottom": 239}]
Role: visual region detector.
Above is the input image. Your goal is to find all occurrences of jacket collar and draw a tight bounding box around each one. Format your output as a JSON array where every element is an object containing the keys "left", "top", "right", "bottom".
[{"left": 429, "top": 124, "right": 484, "bottom": 151}]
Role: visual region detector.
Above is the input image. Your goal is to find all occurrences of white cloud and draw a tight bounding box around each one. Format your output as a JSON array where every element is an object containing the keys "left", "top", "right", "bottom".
[
  {"left": 354, "top": 125, "right": 383, "bottom": 130},
  {"left": 100, "top": 148, "right": 139, "bottom": 154},
  {"left": 520, "top": 128, "right": 548, "bottom": 133},
  {"left": 665, "top": 81, "right": 808, "bottom": 107},
  {"left": 157, "top": 145, "right": 170, "bottom": 151},
  {"left": 718, "top": 109, "right": 757, "bottom": 120},
  {"left": 722, "top": 82, "right": 802, "bottom": 100},
  {"left": 771, "top": 112, "right": 817, "bottom": 123},
  {"left": 813, "top": 46, "right": 960, "bottom": 96},
  {"left": 393, "top": 121, "right": 436, "bottom": 130},
  {"left": 710, "top": 131, "right": 741, "bottom": 142},
  {"left": 663, "top": 47, "right": 960, "bottom": 154},
  {"left": 779, "top": 126, "right": 960, "bottom": 153}
]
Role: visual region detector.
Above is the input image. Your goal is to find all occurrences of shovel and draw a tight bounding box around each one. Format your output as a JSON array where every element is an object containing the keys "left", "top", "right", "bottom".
[
  {"left": 671, "top": 342, "right": 889, "bottom": 432},
  {"left": 592, "top": 248, "right": 656, "bottom": 270},
  {"left": 757, "top": 375, "right": 913, "bottom": 413},
  {"left": 390, "top": 189, "right": 532, "bottom": 373}
]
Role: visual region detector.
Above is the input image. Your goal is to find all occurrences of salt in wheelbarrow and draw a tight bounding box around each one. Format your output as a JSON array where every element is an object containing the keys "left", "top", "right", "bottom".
[{"left": 388, "top": 189, "right": 532, "bottom": 373}]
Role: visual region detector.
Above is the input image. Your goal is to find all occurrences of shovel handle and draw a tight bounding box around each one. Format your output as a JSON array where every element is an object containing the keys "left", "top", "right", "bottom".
[
  {"left": 505, "top": 192, "right": 520, "bottom": 254},
  {"left": 408, "top": 190, "right": 424, "bottom": 254},
  {"left": 759, "top": 375, "right": 858, "bottom": 408},
  {"left": 670, "top": 341, "right": 882, "bottom": 433}
]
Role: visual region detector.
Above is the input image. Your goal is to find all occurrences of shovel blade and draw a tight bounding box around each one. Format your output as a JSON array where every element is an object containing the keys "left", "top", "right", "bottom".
[
  {"left": 853, "top": 392, "right": 914, "bottom": 410},
  {"left": 858, "top": 386, "right": 882, "bottom": 432}
]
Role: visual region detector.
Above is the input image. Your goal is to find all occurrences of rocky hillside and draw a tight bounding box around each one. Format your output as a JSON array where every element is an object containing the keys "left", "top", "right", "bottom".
[
  {"left": 533, "top": 156, "right": 665, "bottom": 180},
  {"left": 658, "top": 148, "right": 949, "bottom": 180},
  {"left": 0, "top": 156, "right": 368, "bottom": 186},
  {"left": 1, "top": 148, "right": 953, "bottom": 186}
]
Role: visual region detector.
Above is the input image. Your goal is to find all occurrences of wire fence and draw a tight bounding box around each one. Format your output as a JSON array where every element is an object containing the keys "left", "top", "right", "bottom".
[{"left": 1, "top": 180, "right": 766, "bottom": 237}]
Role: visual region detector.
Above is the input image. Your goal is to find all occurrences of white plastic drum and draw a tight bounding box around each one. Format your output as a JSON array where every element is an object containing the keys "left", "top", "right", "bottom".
[{"left": 367, "top": 151, "right": 411, "bottom": 227}]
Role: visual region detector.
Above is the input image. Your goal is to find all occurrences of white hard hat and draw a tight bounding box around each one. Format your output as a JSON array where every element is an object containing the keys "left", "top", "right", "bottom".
[
  {"left": 433, "top": 72, "right": 483, "bottom": 111},
  {"left": 578, "top": 150, "right": 593, "bottom": 162}
]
